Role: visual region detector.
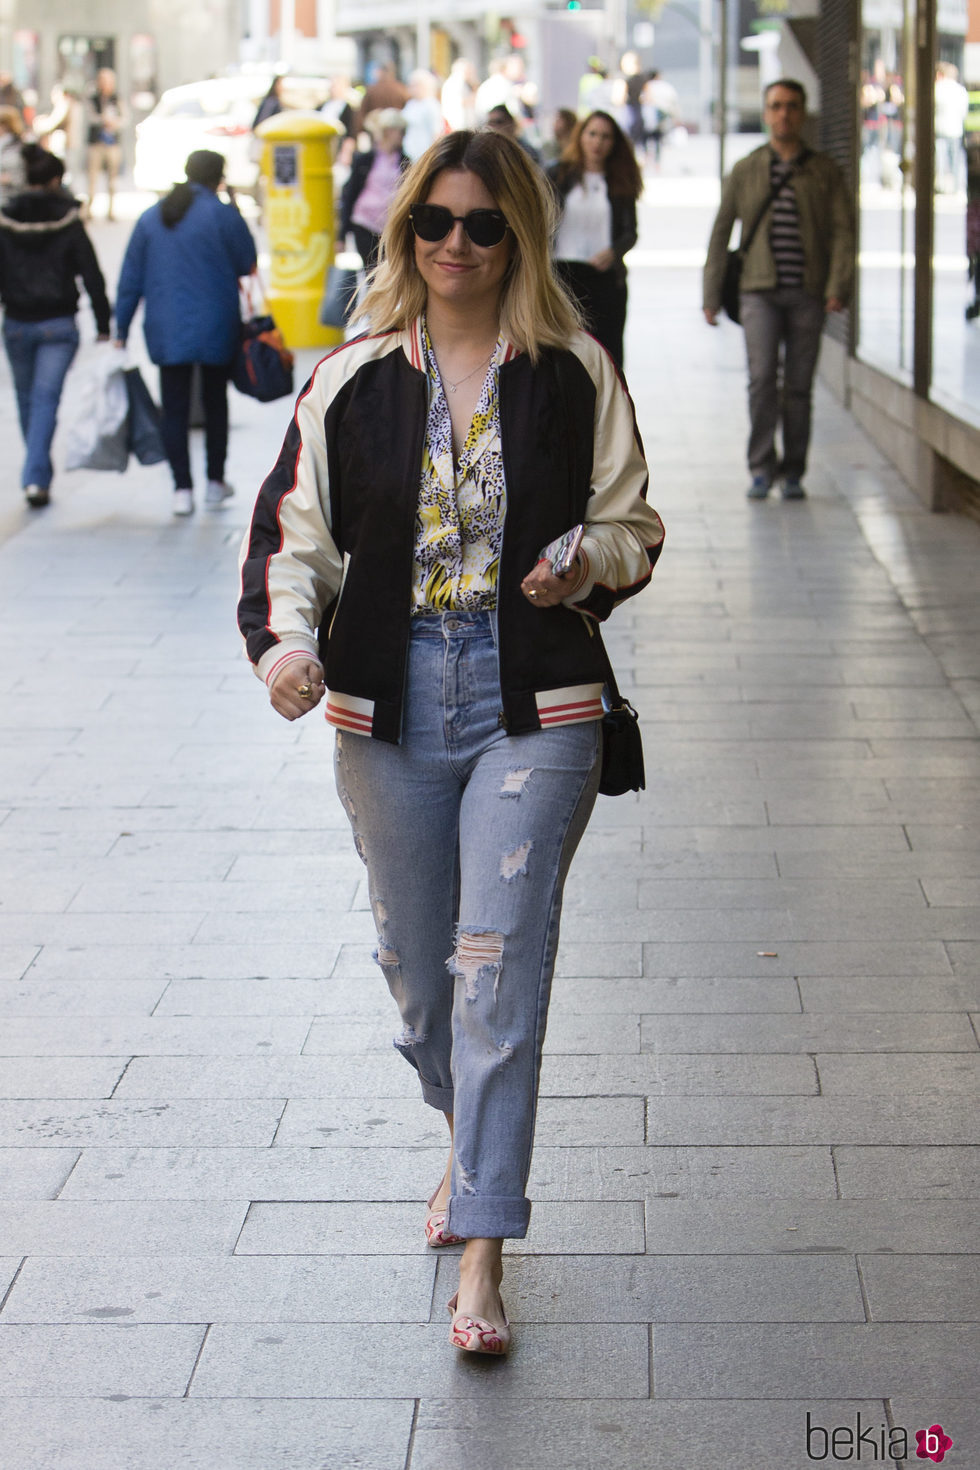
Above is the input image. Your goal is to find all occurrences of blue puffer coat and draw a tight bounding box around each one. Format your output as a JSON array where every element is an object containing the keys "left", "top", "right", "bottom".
[{"left": 115, "top": 184, "right": 256, "bottom": 365}]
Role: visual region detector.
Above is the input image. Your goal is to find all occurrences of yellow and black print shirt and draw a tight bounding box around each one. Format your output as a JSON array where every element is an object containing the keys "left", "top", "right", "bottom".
[{"left": 411, "top": 320, "right": 506, "bottom": 615}]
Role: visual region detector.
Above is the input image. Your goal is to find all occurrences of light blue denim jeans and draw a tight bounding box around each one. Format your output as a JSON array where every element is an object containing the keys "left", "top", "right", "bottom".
[
  {"left": 334, "top": 610, "right": 601, "bottom": 1239},
  {"left": 2, "top": 316, "right": 80, "bottom": 490}
]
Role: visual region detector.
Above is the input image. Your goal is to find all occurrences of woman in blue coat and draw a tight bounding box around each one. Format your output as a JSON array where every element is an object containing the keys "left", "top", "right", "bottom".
[{"left": 115, "top": 149, "right": 256, "bottom": 516}]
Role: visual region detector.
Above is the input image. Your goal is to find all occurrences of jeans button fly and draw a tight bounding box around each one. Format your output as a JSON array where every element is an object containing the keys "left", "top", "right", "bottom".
[{"left": 445, "top": 618, "right": 459, "bottom": 631}]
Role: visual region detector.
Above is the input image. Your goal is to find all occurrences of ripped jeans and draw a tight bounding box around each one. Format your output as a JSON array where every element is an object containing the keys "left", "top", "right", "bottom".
[{"left": 334, "top": 610, "right": 601, "bottom": 1238}]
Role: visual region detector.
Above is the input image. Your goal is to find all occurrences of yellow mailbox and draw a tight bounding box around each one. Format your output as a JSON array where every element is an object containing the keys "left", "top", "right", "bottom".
[{"left": 255, "top": 112, "right": 342, "bottom": 349}]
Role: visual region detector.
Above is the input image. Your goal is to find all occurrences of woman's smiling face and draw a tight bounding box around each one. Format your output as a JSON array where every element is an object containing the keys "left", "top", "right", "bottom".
[{"left": 413, "top": 168, "right": 513, "bottom": 314}]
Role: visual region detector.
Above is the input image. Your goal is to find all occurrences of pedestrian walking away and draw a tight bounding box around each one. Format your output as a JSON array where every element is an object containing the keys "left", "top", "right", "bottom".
[
  {"left": 237, "top": 128, "right": 665, "bottom": 1358},
  {"left": 85, "top": 68, "right": 125, "bottom": 222},
  {"left": 113, "top": 149, "right": 257, "bottom": 518},
  {"left": 549, "top": 110, "right": 643, "bottom": 368},
  {"left": 703, "top": 78, "right": 854, "bottom": 500},
  {"left": 0, "top": 143, "right": 111, "bottom": 508}
]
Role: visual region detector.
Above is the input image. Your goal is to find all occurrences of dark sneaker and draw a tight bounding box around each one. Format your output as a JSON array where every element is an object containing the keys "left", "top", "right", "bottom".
[
  {"left": 781, "top": 479, "right": 807, "bottom": 500},
  {"left": 746, "top": 475, "right": 770, "bottom": 500},
  {"left": 24, "top": 486, "right": 50, "bottom": 508}
]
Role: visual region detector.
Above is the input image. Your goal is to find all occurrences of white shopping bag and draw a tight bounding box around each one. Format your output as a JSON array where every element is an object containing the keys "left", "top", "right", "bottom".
[{"left": 64, "top": 347, "right": 130, "bottom": 473}]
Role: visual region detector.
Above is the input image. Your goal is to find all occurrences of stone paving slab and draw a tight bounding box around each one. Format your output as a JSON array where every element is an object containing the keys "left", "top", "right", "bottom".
[
  {"left": 640, "top": 1198, "right": 980, "bottom": 1253},
  {"left": 643, "top": 1095, "right": 977, "bottom": 1145},
  {"left": 1, "top": 1016, "right": 315, "bottom": 1056},
  {"left": 0, "top": 1098, "right": 286, "bottom": 1148},
  {"left": 0, "top": 1059, "right": 128, "bottom": 1099},
  {"left": 641, "top": 1010, "right": 978, "bottom": 1052},
  {"left": 528, "top": 1146, "right": 839, "bottom": 1200},
  {"left": 798, "top": 976, "right": 980, "bottom": 1011},
  {"left": 3, "top": 1254, "right": 437, "bottom": 1324},
  {"left": 834, "top": 1147, "right": 980, "bottom": 1198},
  {"left": 859, "top": 1254, "right": 980, "bottom": 1321},
  {"left": 814, "top": 1053, "right": 979, "bottom": 1094},
  {"left": 434, "top": 1252, "right": 865, "bottom": 1322},
  {"left": 56, "top": 1145, "right": 456, "bottom": 1201},
  {"left": 538, "top": 1053, "right": 818, "bottom": 1096},
  {"left": 0, "top": 1398, "right": 416, "bottom": 1470},
  {"left": 0, "top": 979, "right": 171, "bottom": 1017},
  {"left": 0, "top": 1150, "right": 79, "bottom": 1201},
  {"left": 188, "top": 1321, "right": 650, "bottom": 1399},
  {"left": 637, "top": 939, "right": 953, "bottom": 976},
  {"left": 112, "top": 1055, "right": 419, "bottom": 1099},
  {"left": 0, "top": 945, "right": 42, "bottom": 980},
  {"left": 0, "top": 1323, "right": 207, "bottom": 1396},
  {"left": 410, "top": 1400, "right": 893, "bottom": 1470},
  {"left": 0, "top": 1202, "right": 248, "bottom": 1256},
  {"left": 550, "top": 977, "right": 802, "bottom": 1013},
  {"left": 651, "top": 1323, "right": 976, "bottom": 1399},
  {"left": 23, "top": 942, "right": 345, "bottom": 982}
]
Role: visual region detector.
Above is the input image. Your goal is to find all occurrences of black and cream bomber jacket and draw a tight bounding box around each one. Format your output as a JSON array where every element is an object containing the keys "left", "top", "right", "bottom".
[{"left": 237, "top": 319, "right": 665, "bottom": 743}]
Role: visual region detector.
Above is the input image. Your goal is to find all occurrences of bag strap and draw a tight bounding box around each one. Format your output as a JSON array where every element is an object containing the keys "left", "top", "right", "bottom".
[
  {"left": 239, "top": 268, "right": 270, "bottom": 319},
  {"left": 596, "top": 635, "right": 633, "bottom": 715},
  {"left": 737, "top": 152, "right": 808, "bottom": 257}
]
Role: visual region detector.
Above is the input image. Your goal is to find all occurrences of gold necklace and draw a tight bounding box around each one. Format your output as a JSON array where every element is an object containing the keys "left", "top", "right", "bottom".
[{"left": 441, "top": 352, "right": 494, "bottom": 394}]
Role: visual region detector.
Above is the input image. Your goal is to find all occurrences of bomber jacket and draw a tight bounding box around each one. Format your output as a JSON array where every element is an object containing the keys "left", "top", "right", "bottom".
[
  {"left": 0, "top": 189, "right": 111, "bottom": 333},
  {"left": 702, "top": 144, "right": 854, "bottom": 312},
  {"left": 238, "top": 319, "right": 665, "bottom": 743}
]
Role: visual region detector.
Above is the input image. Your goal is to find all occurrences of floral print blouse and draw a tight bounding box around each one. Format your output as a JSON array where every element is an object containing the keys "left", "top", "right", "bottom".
[{"left": 411, "top": 319, "right": 506, "bottom": 615}]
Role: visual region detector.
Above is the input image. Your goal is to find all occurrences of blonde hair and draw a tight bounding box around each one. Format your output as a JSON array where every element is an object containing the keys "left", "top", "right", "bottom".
[
  {"left": 0, "top": 105, "right": 24, "bottom": 137},
  {"left": 352, "top": 130, "right": 582, "bottom": 362}
]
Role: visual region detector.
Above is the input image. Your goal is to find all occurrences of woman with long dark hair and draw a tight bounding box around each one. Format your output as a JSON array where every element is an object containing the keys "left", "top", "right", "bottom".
[
  {"left": 114, "top": 149, "right": 256, "bottom": 517},
  {"left": 238, "top": 129, "right": 664, "bottom": 1356},
  {"left": 549, "top": 110, "right": 643, "bottom": 368}
]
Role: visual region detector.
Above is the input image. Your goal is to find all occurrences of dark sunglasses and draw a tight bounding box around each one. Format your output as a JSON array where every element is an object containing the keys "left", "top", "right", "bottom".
[{"left": 409, "top": 204, "right": 509, "bottom": 248}]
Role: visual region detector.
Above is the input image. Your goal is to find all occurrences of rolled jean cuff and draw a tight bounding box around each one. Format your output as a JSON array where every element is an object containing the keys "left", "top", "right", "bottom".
[
  {"left": 419, "top": 1078, "right": 454, "bottom": 1111},
  {"left": 445, "top": 1195, "right": 531, "bottom": 1240}
]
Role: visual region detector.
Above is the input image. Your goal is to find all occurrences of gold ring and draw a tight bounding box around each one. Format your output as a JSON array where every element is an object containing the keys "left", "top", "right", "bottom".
[
  {"left": 527, "top": 589, "right": 540, "bottom": 599},
  {"left": 297, "top": 683, "right": 313, "bottom": 698}
]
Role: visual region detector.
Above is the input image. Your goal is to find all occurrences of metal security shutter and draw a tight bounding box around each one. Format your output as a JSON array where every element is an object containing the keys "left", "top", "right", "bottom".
[{"left": 817, "top": 0, "right": 859, "bottom": 349}]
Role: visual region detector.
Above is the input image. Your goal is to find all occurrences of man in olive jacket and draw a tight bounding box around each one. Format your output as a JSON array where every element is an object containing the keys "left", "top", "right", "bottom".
[{"left": 703, "top": 79, "right": 854, "bottom": 499}]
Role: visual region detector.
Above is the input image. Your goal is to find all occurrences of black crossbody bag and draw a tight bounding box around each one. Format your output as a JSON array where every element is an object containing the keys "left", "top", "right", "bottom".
[{"left": 597, "top": 644, "right": 645, "bottom": 797}]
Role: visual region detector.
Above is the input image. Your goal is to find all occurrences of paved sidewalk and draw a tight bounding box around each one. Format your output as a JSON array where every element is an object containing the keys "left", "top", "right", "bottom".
[{"left": 0, "top": 219, "right": 977, "bottom": 1468}]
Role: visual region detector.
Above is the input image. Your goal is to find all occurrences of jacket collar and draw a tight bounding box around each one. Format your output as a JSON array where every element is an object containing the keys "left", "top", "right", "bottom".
[{"left": 403, "top": 317, "right": 522, "bottom": 373}]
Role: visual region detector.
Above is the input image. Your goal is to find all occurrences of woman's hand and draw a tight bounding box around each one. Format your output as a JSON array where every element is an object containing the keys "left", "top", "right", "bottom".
[
  {"left": 589, "top": 248, "right": 616, "bottom": 272},
  {"left": 520, "top": 559, "right": 584, "bottom": 610},
  {"left": 269, "top": 659, "right": 326, "bottom": 720}
]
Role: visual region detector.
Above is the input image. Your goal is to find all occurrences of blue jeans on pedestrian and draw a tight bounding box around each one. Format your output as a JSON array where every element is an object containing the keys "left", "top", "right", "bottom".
[
  {"left": 740, "top": 287, "right": 825, "bottom": 484},
  {"left": 3, "top": 316, "right": 80, "bottom": 489},
  {"left": 334, "top": 610, "right": 601, "bottom": 1239}
]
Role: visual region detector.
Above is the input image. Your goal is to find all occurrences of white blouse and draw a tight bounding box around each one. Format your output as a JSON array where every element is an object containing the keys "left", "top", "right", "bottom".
[{"left": 554, "top": 174, "right": 612, "bottom": 263}]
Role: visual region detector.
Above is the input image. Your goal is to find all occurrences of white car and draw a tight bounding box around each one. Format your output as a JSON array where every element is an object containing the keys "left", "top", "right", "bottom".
[{"left": 134, "top": 74, "right": 335, "bottom": 198}]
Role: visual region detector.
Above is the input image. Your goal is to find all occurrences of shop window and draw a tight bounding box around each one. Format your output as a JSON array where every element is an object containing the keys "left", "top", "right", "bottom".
[{"left": 857, "top": 3, "right": 916, "bottom": 381}]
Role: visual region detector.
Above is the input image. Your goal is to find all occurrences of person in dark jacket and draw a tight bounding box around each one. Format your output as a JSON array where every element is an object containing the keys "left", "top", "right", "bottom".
[
  {"left": 0, "top": 143, "right": 111, "bottom": 507},
  {"left": 114, "top": 149, "right": 257, "bottom": 517},
  {"left": 338, "top": 109, "right": 410, "bottom": 268},
  {"left": 549, "top": 110, "right": 643, "bottom": 369}
]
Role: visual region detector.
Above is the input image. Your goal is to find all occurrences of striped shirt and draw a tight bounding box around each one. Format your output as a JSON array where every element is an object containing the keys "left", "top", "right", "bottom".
[{"left": 768, "top": 151, "right": 805, "bottom": 287}]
